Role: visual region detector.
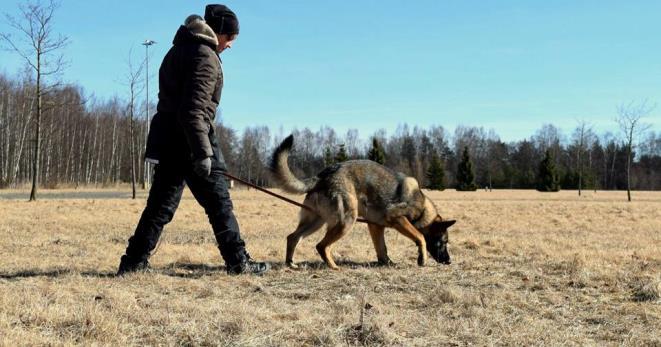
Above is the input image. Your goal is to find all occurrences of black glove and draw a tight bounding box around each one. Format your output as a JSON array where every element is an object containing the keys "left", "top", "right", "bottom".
[{"left": 193, "top": 157, "right": 212, "bottom": 177}]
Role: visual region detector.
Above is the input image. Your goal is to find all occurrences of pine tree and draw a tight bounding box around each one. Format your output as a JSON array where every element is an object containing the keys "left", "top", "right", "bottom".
[
  {"left": 367, "top": 138, "right": 386, "bottom": 164},
  {"left": 323, "top": 146, "right": 334, "bottom": 166},
  {"left": 456, "top": 146, "right": 478, "bottom": 191},
  {"left": 426, "top": 151, "right": 445, "bottom": 190},
  {"left": 335, "top": 144, "right": 348, "bottom": 163},
  {"left": 537, "top": 149, "right": 560, "bottom": 192}
]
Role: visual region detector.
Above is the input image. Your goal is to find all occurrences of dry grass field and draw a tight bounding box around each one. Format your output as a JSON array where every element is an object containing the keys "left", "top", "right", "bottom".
[{"left": 0, "top": 188, "right": 659, "bottom": 346}]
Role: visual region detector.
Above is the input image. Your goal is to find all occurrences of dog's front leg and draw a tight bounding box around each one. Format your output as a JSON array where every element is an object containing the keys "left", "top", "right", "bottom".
[
  {"left": 392, "top": 217, "right": 427, "bottom": 266},
  {"left": 368, "top": 224, "right": 395, "bottom": 266}
]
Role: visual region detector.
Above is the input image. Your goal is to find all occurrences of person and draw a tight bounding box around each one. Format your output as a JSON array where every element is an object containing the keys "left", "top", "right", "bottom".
[{"left": 117, "top": 4, "right": 269, "bottom": 276}]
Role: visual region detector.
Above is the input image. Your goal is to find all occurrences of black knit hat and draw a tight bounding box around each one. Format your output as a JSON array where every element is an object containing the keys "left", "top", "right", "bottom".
[{"left": 204, "top": 4, "right": 239, "bottom": 35}]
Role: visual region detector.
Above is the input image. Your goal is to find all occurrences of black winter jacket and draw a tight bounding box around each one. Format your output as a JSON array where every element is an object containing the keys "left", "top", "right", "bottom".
[{"left": 145, "top": 16, "right": 223, "bottom": 162}]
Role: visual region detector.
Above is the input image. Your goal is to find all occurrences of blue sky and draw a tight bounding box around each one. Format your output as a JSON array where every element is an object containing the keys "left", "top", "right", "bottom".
[{"left": 1, "top": 0, "right": 659, "bottom": 141}]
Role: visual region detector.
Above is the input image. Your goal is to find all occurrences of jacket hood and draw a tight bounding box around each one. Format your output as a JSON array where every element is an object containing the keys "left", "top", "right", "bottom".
[{"left": 173, "top": 15, "right": 218, "bottom": 48}]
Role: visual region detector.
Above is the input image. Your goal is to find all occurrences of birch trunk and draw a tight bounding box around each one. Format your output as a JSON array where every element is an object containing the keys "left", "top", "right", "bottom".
[{"left": 10, "top": 97, "right": 34, "bottom": 186}]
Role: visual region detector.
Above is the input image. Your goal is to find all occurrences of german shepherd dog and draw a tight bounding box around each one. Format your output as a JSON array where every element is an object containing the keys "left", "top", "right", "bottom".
[{"left": 269, "top": 135, "right": 456, "bottom": 270}]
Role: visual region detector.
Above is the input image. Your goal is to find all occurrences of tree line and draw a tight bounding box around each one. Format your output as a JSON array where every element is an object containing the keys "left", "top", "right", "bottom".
[
  {"left": 0, "top": 73, "right": 150, "bottom": 189},
  {"left": 279, "top": 122, "right": 659, "bottom": 193},
  {"left": 2, "top": 72, "right": 658, "bottom": 194}
]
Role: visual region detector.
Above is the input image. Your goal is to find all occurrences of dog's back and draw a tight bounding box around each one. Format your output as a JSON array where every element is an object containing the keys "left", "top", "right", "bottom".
[{"left": 310, "top": 160, "right": 420, "bottom": 221}]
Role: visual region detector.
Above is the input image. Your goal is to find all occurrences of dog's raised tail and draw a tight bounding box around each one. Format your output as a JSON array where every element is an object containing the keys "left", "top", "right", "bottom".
[{"left": 269, "top": 135, "right": 317, "bottom": 194}]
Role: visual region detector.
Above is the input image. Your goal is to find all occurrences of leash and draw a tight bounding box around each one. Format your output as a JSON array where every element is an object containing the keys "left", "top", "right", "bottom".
[{"left": 220, "top": 171, "right": 371, "bottom": 224}]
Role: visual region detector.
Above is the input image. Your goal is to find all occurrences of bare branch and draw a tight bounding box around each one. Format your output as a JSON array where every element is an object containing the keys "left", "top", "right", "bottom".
[
  {"left": 42, "top": 98, "right": 76, "bottom": 113},
  {"left": 2, "top": 0, "right": 69, "bottom": 83},
  {"left": 119, "top": 46, "right": 146, "bottom": 95},
  {"left": 41, "top": 81, "right": 64, "bottom": 94},
  {"left": 41, "top": 54, "right": 69, "bottom": 76},
  {"left": 4, "top": 12, "right": 35, "bottom": 46},
  {"left": 616, "top": 99, "right": 655, "bottom": 139},
  {"left": 0, "top": 32, "right": 38, "bottom": 71},
  {"left": 41, "top": 34, "right": 68, "bottom": 53}
]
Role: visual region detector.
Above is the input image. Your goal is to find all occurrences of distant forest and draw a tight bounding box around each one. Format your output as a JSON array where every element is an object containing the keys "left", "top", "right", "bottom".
[{"left": 0, "top": 73, "right": 659, "bottom": 191}]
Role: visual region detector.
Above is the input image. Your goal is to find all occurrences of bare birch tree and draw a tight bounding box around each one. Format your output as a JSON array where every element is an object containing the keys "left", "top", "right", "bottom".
[
  {"left": 572, "top": 120, "right": 593, "bottom": 196},
  {"left": 1, "top": 0, "right": 68, "bottom": 200},
  {"left": 616, "top": 100, "right": 654, "bottom": 201},
  {"left": 122, "top": 48, "right": 145, "bottom": 199}
]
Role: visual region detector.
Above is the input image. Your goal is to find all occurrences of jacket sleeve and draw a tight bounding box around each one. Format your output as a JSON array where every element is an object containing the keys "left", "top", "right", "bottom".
[{"left": 177, "top": 46, "right": 218, "bottom": 159}]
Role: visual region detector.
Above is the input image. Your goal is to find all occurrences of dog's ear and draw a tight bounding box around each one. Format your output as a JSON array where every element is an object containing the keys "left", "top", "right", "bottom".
[
  {"left": 440, "top": 220, "right": 456, "bottom": 229},
  {"left": 282, "top": 134, "right": 294, "bottom": 149},
  {"left": 434, "top": 216, "right": 456, "bottom": 230}
]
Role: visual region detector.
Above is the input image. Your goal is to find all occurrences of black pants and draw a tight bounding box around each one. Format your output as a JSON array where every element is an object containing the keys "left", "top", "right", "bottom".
[{"left": 124, "top": 151, "right": 248, "bottom": 266}]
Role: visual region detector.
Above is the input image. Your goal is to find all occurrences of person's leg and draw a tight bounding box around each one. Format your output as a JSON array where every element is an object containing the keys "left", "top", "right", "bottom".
[
  {"left": 183, "top": 133, "right": 268, "bottom": 274},
  {"left": 185, "top": 163, "right": 268, "bottom": 275},
  {"left": 118, "top": 163, "right": 185, "bottom": 274},
  {"left": 185, "top": 166, "right": 247, "bottom": 264}
]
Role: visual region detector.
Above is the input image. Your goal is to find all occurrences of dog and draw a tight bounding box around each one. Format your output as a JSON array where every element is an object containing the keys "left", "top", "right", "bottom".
[{"left": 269, "top": 135, "right": 456, "bottom": 270}]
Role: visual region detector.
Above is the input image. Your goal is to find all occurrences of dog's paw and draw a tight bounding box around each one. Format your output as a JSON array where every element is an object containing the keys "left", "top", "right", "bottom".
[{"left": 417, "top": 253, "right": 426, "bottom": 266}]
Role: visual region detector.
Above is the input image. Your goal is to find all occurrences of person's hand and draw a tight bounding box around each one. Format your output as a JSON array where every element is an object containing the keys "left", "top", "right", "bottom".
[{"left": 193, "top": 157, "right": 212, "bottom": 177}]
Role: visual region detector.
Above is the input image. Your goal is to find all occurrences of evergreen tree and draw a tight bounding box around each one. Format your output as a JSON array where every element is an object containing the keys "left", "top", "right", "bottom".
[
  {"left": 426, "top": 151, "right": 445, "bottom": 190},
  {"left": 561, "top": 169, "right": 579, "bottom": 190},
  {"left": 335, "top": 144, "right": 348, "bottom": 163},
  {"left": 401, "top": 135, "right": 417, "bottom": 173},
  {"left": 368, "top": 138, "right": 386, "bottom": 164},
  {"left": 456, "top": 146, "right": 478, "bottom": 191},
  {"left": 323, "top": 146, "right": 334, "bottom": 166},
  {"left": 537, "top": 149, "right": 560, "bottom": 192}
]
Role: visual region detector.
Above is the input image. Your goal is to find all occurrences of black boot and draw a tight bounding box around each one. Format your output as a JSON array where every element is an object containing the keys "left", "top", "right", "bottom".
[
  {"left": 116, "top": 255, "right": 150, "bottom": 276},
  {"left": 227, "top": 259, "right": 270, "bottom": 275}
]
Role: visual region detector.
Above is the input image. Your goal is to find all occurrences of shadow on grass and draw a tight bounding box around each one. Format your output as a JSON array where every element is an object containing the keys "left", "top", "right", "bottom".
[
  {"left": 155, "top": 260, "right": 401, "bottom": 278},
  {"left": 0, "top": 269, "right": 116, "bottom": 279},
  {"left": 269, "top": 259, "right": 402, "bottom": 271},
  {"left": 0, "top": 260, "right": 401, "bottom": 280},
  {"left": 0, "top": 265, "right": 218, "bottom": 280},
  {"left": 157, "top": 262, "right": 226, "bottom": 279},
  {"left": 0, "top": 264, "right": 227, "bottom": 280}
]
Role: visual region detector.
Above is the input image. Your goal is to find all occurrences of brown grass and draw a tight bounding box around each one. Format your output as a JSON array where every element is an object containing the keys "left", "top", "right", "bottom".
[{"left": 0, "top": 188, "right": 659, "bottom": 346}]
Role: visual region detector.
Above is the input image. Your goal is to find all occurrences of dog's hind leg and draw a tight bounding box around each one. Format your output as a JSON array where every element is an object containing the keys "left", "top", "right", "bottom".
[
  {"left": 286, "top": 210, "right": 325, "bottom": 268},
  {"left": 316, "top": 219, "right": 354, "bottom": 270},
  {"left": 392, "top": 216, "right": 428, "bottom": 266},
  {"left": 368, "top": 224, "right": 395, "bottom": 266},
  {"left": 315, "top": 195, "right": 358, "bottom": 270}
]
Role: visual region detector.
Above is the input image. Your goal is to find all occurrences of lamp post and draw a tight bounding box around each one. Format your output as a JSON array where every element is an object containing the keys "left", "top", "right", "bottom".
[{"left": 142, "top": 39, "right": 156, "bottom": 188}]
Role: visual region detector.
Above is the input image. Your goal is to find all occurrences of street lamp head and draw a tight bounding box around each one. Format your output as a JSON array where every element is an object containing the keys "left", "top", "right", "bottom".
[{"left": 142, "top": 40, "right": 157, "bottom": 46}]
